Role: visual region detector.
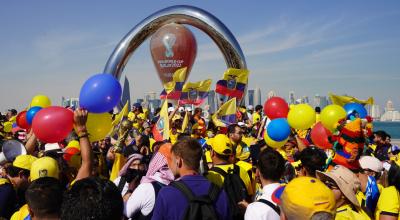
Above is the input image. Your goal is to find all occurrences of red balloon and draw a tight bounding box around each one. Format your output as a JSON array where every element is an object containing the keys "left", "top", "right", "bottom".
[
  {"left": 150, "top": 23, "right": 197, "bottom": 85},
  {"left": 311, "top": 122, "right": 333, "bottom": 149},
  {"left": 264, "top": 97, "right": 289, "bottom": 119},
  {"left": 32, "top": 106, "right": 74, "bottom": 143},
  {"left": 16, "top": 111, "right": 30, "bottom": 129}
]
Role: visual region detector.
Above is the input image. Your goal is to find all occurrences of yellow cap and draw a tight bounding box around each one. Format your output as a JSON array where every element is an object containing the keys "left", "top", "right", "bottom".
[
  {"left": 30, "top": 157, "right": 59, "bottom": 181},
  {"left": 281, "top": 177, "right": 336, "bottom": 220},
  {"left": 211, "top": 134, "right": 233, "bottom": 156},
  {"left": 3, "top": 121, "right": 13, "bottom": 133},
  {"left": 13, "top": 155, "right": 37, "bottom": 170},
  {"left": 66, "top": 140, "right": 80, "bottom": 151}
]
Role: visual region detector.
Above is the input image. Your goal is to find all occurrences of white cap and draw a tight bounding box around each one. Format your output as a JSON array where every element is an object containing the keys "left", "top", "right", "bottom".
[
  {"left": 359, "top": 156, "right": 383, "bottom": 173},
  {"left": 44, "top": 143, "right": 62, "bottom": 152},
  {"left": 185, "top": 107, "right": 192, "bottom": 112},
  {"left": 178, "top": 107, "right": 185, "bottom": 112},
  {"left": 238, "top": 122, "right": 246, "bottom": 127},
  {"left": 167, "top": 107, "right": 175, "bottom": 113},
  {"left": 247, "top": 105, "right": 254, "bottom": 110}
]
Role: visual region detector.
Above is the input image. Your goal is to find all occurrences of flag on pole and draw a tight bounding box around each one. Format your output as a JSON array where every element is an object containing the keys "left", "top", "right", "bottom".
[
  {"left": 212, "top": 98, "right": 237, "bottom": 127},
  {"left": 179, "top": 111, "right": 189, "bottom": 133},
  {"left": 152, "top": 99, "right": 170, "bottom": 141},
  {"left": 216, "top": 68, "right": 249, "bottom": 100},
  {"left": 329, "top": 93, "right": 374, "bottom": 106},
  {"left": 179, "top": 79, "right": 212, "bottom": 106},
  {"left": 160, "top": 67, "right": 187, "bottom": 100}
]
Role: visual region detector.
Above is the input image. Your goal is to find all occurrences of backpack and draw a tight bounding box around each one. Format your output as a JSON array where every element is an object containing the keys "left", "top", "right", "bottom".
[
  {"left": 131, "top": 181, "right": 165, "bottom": 220},
  {"left": 171, "top": 181, "right": 221, "bottom": 220},
  {"left": 258, "top": 199, "right": 280, "bottom": 215},
  {"left": 210, "top": 165, "right": 248, "bottom": 220}
]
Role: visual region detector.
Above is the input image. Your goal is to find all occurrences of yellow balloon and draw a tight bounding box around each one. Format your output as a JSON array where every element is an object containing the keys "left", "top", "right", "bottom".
[
  {"left": 287, "top": 104, "right": 316, "bottom": 130},
  {"left": 85, "top": 113, "right": 112, "bottom": 142},
  {"left": 264, "top": 130, "right": 288, "bottom": 149},
  {"left": 320, "top": 104, "right": 347, "bottom": 131},
  {"left": 30, "top": 95, "right": 51, "bottom": 108}
]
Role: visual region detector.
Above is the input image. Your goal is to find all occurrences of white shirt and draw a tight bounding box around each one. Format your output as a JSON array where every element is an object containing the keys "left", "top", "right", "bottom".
[
  {"left": 113, "top": 176, "right": 129, "bottom": 196},
  {"left": 245, "top": 183, "right": 281, "bottom": 220},
  {"left": 124, "top": 182, "right": 156, "bottom": 218}
]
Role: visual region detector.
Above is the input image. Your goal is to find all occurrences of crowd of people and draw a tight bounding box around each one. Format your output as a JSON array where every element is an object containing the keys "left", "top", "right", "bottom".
[{"left": 0, "top": 102, "right": 399, "bottom": 220}]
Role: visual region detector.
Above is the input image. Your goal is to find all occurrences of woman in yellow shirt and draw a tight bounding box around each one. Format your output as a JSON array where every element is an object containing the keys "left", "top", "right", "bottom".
[{"left": 375, "top": 162, "right": 400, "bottom": 220}]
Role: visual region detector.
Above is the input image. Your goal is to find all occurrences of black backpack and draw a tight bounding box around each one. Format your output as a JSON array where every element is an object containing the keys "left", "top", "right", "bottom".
[
  {"left": 210, "top": 165, "right": 248, "bottom": 220},
  {"left": 171, "top": 181, "right": 221, "bottom": 220}
]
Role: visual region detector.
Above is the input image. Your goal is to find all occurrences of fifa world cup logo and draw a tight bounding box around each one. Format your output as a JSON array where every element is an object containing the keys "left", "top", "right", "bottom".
[{"left": 162, "top": 33, "right": 176, "bottom": 58}]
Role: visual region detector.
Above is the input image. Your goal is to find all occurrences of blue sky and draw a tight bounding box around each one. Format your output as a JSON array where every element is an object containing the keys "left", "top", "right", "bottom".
[{"left": 1, "top": 1, "right": 399, "bottom": 112}]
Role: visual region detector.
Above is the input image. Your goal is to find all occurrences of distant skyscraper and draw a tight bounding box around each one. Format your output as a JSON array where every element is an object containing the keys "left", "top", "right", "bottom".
[
  {"left": 381, "top": 100, "right": 400, "bottom": 121},
  {"left": 61, "top": 97, "right": 79, "bottom": 108},
  {"left": 255, "top": 87, "right": 262, "bottom": 106},
  {"left": 207, "top": 90, "right": 216, "bottom": 113},
  {"left": 289, "top": 91, "right": 295, "bottom": 104},
  {"left": 303, "top": 96, "right": 310, "bottom": 104},
  {"left": 320, "top": 96, "right": 328, "bottom": 109},
  {"left": 313, "top": 94, "right": 321, "bottom": 107},
  {"left": 120, "top": 76, "right": 131, "bottom": 108},
  {"left": 248, "top": 89, "right": 255, "bottom": 106},
  {"left": 267, "top": 90, "right": 276, "bottom": 99},
  {"left": 370, "top": 104, "right": 381, "bottom": 120}
]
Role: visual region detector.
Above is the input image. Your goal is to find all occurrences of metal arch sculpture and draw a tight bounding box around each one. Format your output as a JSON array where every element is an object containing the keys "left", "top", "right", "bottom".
[{"left": 104, "top": 5, "right": 247, "bottom": 109}]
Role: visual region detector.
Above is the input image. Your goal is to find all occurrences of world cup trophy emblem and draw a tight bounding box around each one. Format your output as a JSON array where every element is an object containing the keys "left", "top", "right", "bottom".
[{"left": 162, "top": 33, "right": 176, "bottom": 58}]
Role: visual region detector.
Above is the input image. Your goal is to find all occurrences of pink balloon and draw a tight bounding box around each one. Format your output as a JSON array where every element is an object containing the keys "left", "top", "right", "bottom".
[
  {"left": 32, "top": 106, "right": 74, "bottom": 143},
  {"left": 311, "top": 122, "right": 333, "bottom": 149},
  {"left": 264, "top": 97, "right": 289, "bottom": 119}
]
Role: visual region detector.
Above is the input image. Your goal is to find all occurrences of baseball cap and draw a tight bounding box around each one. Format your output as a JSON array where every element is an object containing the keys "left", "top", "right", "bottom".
[
  {"left": 168, "top": 107, "right": 175, "bottom": 113},
  {"left": 247, "top": 105, "right": 254, "bottom": 110},
  {"left": 8, "top": 109, "right": 17, "bottom": 115},
  {"left": 178, "top": 107, "right": 184, "bottom": 113},
  {"left": 210, "top": 134, "right": 233, "bottom": 156},
  {"left": 316, "top": 165, "right": 361, "bottom": 208},
  {"left": 30, "top": 157, "right": 60, "bottom": 181},
  {"left": 133, "top": 103, "right": 141, "bottom": 108},
  {"left": 359, "top": 156, "right": 383, "bottom": 173},
  {"left": 44, "top": 143, "right": 63, "bottom": 153},
  {"left": 280, "top": 176, "right": 336, "bottom": 220},
  {"left": 238, "top": 122, "right": 246, "bottom": 127},
  {"left": 13, "top": 155, "right": 38, "bottom": 170},
  {"left": 185, "top": 107, "right": 192, "bottom": 112}
]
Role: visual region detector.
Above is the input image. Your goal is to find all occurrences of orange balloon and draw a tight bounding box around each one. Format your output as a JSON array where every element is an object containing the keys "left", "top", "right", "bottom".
[{"left": 150, "top": 23, "right": 197, "bottom": 85}]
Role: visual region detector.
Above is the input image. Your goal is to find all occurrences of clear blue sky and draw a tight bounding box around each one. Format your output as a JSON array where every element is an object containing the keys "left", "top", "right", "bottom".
[{"left": 1, "top": 1, "right": 399, "bottom": 112}]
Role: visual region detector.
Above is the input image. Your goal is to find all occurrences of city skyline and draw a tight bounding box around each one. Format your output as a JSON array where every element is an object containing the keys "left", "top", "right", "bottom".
[{"left": 1, "top": 1, "right": 399, "bottom": 112}]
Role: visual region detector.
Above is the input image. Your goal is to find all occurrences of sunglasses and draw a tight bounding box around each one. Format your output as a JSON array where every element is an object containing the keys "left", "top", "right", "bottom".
[{"left": 324, "top": 181, "right": 339, "bottom": 190}]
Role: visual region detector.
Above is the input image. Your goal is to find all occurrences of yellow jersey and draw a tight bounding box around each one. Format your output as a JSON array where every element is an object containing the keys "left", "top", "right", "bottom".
[
  {"left": 375, "top": 186, "right": 400, "bottom": 220},
  {"left": 335, "top": 204, "right": 370, "bottom": 220},
  {"left": 206, "top": 164, "right": 254, "bottom": 196}
]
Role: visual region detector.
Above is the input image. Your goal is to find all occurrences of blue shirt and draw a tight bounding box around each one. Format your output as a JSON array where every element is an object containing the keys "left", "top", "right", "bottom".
[{"left": 151, "top": 175, "right": 230, "bottom": 220}]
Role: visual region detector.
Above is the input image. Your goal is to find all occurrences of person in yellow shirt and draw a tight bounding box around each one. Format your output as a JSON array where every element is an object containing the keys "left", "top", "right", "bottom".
[
  {"left": 317, "top": 165, "right": 370, "bottom": 220},
  {"left": 375, "top": 162, "right": 400, "bottom": 220},
  {"left": 206, "top": 134, "right": 254, "bottom": 197}
]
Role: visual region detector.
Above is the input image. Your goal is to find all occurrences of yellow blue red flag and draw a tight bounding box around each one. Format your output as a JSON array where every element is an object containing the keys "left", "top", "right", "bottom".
[
  {"left": 212, "top": 98, "right": 237, "bottom": 127},
  {"left": 160, "top": 67, "right": 187, "bottom": 100},
  {"left": 216, "top": 68, "right": 249, "bottom": 100},
  {"left": 179, "top": 79, "right": 212, "bottom": 106}
]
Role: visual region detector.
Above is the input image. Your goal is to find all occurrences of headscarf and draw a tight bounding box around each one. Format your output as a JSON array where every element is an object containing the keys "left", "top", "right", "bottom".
[
  {"left": 118, "top": 153, "right": 144, "bottom": 177},
  {"left": 140, "top": 143, "right": 174, "bottom": 185}
]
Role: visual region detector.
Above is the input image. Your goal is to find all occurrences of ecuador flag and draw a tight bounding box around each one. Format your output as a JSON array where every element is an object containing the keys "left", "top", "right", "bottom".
[
  {"left": 160, "top": 67, "right": 187, "bottom": 100},
  {"left": 179, "top": 79, "right": 212, "bottom": 106},
  {"left": 216, "top": 68, "right": 249, "bottom": 100},
  {"left": 212, "top": 98, "right": 237, "bottom": 127}
]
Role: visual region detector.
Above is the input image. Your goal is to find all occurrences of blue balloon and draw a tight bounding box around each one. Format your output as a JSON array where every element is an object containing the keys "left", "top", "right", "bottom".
[
  {"left": 343, "top": 103, "right": 367, "bottom": 118},
  {"left": 79, "top": 74, "right": 122, "bottom": 113},
  {"left": 26, "top": 106, "right": 42, "bottom": 125},
  {"left": 267, "top": 118, "right": 291, "bottom": 142}
]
